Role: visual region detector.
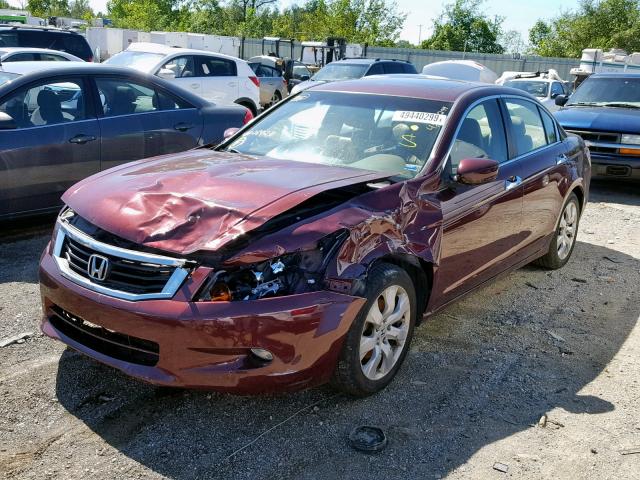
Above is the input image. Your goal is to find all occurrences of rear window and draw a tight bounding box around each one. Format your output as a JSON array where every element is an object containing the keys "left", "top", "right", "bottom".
[{"left": 0, "top": 29, "right": 92, "bottom": 61}]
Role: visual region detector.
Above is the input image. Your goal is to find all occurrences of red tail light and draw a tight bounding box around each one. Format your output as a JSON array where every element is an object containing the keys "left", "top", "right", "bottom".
[
  {"left": 249, "top": 76, "right": 260, "bottom": 88},
  {"left": 243, "top": 109, "right": 254, "bottom": 124}
]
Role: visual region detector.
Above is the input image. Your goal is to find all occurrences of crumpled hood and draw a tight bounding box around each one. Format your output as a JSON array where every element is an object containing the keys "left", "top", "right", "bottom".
[
  {"left": 62, "top": 150, "right": 388, "bottom": 255},
  {"left": 555, "top": 106, "right": 640, "bottom": 134}
]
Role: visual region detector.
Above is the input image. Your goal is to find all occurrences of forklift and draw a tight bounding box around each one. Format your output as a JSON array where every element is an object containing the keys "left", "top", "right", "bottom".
[{"left": 299, "top": 37, "right": 348, "bottom": 73}]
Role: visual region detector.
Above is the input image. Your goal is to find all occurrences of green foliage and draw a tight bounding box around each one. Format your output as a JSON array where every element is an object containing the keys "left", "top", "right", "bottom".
[
  {"left": 529, "top": 0, "right": 640, "bottom": 57},
  {"left": 27, "top": 0, "right": 71, "bottom": 17},
  {"left": 103, "top": 0, "right": 405, "bottom": 46},
  {"left": 69, "top": 0, "right": 94, "bottom": 19},
  {"left": 0, "top": 0, "right": 15, "bottom": 9},
  {"left": 420, "top": 0, "right": 504, "bottom": 54}
]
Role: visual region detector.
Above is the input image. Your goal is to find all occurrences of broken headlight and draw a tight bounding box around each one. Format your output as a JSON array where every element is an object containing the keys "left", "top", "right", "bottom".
[{"left": 197, "top": 231, "right": 347, "bottom": 302}]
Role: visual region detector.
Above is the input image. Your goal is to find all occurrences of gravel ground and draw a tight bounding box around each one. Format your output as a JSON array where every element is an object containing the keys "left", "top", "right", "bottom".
[{"left": 1, "top": 181, "right": 639, "bottom": 480}]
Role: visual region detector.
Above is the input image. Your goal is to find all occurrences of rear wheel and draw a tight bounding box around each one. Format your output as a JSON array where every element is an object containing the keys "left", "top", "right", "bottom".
[
  {"left": 331, "top": 263, "right": 417, "bottom": 396},
  {"left": 534, "top": 192, "right": 580, "bottom": 269},
  {"left": 270, "top": 90, "right": 282, "bottom": 106}
]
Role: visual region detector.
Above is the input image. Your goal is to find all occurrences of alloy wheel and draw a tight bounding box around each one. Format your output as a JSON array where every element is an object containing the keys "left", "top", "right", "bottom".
[
  {"left": 359, "top": 285, "right": 411, "bottom": 381},
  {"left": 557, "top": 200, "right": 578, "bottom": 260}
]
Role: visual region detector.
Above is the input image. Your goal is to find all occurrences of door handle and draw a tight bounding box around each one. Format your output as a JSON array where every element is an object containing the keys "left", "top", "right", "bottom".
[
  {"left": 228, "top": 82, "right": 237, "bottom": 87},
  {"left": 190, "top": 83, "right": 199, "bottom": 89},
  {"left": 505, "top": 175, "right": 522, "bottom": 191},
  {"left": 69, "top": 134, "right": 96, "bottom": 145},
  {"left": 174, "top": 123, "right": 194, "bottom": 132},
  {"left": 556, "top": 153, "right": 569, "bottom": 165}
]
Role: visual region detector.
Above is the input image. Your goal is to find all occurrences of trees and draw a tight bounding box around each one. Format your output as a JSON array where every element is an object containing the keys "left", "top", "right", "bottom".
[
  {"left": 529, "top": 0, "right": 640, "bottom": 57},
  {"left": 420, "top": 0, "right": 504, "bottom": 54},
  {"left": 26, "top": 0, "right": 71, "bottom": 17}
]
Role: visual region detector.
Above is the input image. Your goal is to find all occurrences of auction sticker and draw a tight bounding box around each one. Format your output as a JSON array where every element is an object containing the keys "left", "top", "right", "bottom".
[{"left": 392, "top": 111, "right": 447, "bottom": 126}]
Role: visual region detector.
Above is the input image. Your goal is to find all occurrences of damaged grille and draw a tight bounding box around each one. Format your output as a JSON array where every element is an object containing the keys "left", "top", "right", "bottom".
[
  {"left": 62, "top": 236, "right": 175, "bottom": 295},
  {"left": 49, "top": 306, "right": 159, "bottom": 366},
  {"left": 52, "top": 219, "right": 191, "bottom": 301},
  {"left": 567, "top": 130, "right": 620, "bottom": 155}
]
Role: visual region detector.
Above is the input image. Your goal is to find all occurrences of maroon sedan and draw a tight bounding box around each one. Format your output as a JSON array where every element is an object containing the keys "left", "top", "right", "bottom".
[{"left": 39, "top": 76, "right": 590, "bottom": 396}]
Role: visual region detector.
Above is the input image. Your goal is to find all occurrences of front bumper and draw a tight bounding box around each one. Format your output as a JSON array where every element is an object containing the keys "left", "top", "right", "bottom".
[
  {"left": 39, "top": 249, "right": 365, "bottom": 393},
  {"left": 590, "top": 154, "right": 640, "bottom": 180}
]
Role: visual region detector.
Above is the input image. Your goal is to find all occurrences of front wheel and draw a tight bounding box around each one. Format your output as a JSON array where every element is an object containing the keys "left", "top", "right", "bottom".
[
  {"left": 331, "top": 263, "right": 417, "bottom": 396},
  {"left": 534, "top": 192, "right": 581, "bottom": 269}
]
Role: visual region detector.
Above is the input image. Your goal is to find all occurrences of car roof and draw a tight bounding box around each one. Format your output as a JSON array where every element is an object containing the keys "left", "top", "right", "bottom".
[
  {"left": 590, "top": 72, "right": 640, "bottom": 78},
  {"left": 329, "top": 58, "right": 407, "bottom": 65},
  {"left": 0, "top": 47, "right": 76, "bottom": 55},
  {"left": 311, "top": 74, "right": 490, "bottom": 102},
  {"left": 0, "top": 25, "right": 82, "bottom": 35},
  {"left": 0, "top": 61, "right": 100, "bottom": 75},
  {"left": 125, "top": 42, "right": 242, "bottom": 62}
]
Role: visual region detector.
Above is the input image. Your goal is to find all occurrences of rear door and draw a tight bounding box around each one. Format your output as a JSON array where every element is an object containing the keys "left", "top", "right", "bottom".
[
  {"left": 93, "top": 76, "right": 202, "bottom": 171},
  {"left": 196, "top": 55, "right": 238, "bottom": 104},
  {"left": 501, "top": 98, "right": 570, "bottom": 254},
  {"left": 432, "top": 98, "right": 524, "bottom": 307},
  {"left": 0, "top": 76, "right": 100, "bottom": 217}
]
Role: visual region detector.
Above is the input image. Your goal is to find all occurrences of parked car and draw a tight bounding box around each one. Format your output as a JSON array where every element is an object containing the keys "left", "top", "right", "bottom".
[
  {"left": 289, "top": 61, "right": 313, "bottom": 92},
  {"left": 501, "top": 71, "right": 570, "bottom": 112},
  {"left": 39, "top": 76, "right": 590, "bottom": 396},
  {"left": 290, "top": 58, "right": 417, "bottom": 95},
  {"left": 421, "top": 60, "right": 498, "bottom": 83},
  {"left": 0, "top": 25, "right": 93, "bottom": 62},
  {"left": 104, "top": 42, "right": 261, "bottom": 115},
  {"left": 0, "top": 47, "right": 83, "bottom": 62},
  {"left": 0, "top": 62, "right": 251, "bottom": 219},
  {"left": 554, "top": 73, "right": 640, "bottom": 181},
  {"left": 249, "top": 61, "right": 288, "bottom": 107}
]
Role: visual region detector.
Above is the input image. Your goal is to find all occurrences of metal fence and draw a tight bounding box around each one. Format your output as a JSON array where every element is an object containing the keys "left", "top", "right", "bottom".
[{"left": 240, "top": 38, "right": 579, "bottom": 78}]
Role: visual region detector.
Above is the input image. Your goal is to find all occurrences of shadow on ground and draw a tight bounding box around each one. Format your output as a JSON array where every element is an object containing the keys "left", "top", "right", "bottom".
[{"left": 51, "top": 236, "right": 640, "bottom": 479}]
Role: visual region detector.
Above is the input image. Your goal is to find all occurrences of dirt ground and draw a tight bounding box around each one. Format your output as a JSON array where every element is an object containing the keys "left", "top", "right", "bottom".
[{"left": 0, "top": 180, "right": 639, "bottom": 480}]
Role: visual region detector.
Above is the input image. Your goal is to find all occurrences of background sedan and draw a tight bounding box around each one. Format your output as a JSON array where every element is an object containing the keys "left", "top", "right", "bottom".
[{"left": 0, "top": 62, "right": 251, "bottom": 219}]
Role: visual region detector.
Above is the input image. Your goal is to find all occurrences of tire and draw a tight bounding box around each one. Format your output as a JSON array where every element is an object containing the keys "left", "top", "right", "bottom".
[
  {"left": 534, "top": 192, "right": 581, "bottom": 270},
  {"left": 270, "top": 90, "right": 282, "bottom": 106},
  {"left": 331, "top": 263, "right": 417, "bottom": 396}
]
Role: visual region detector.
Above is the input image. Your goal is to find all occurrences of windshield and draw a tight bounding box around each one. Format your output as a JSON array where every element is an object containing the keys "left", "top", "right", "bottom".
[
  {"left": 568, "top": 76, "right": 640, "bottom": 107},
  {"left": 504, "top": 80, "right": 549, "bottom": 97},
  {"left": 226, "top": 91, "right": 451, "bottom": 179},
  {"left": 312, "top": 63, "right": 369, "bottom": 81},
  {"left": 0, "top": 71, "right": 18, "bottom": 87},
  {"left": 104, "top": 51, "right": 164, "bottom": 72}
]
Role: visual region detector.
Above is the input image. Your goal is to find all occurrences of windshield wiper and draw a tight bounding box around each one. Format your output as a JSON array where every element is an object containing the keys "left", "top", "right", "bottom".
[
  {"left": 601, "top": 102, "right": 640, "bottom": 109},
  {"left": 566, "top": 102, "right": 603, "bottom": 107}
]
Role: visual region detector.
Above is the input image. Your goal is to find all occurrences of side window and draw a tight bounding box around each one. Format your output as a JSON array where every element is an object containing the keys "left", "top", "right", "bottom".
[
  {"left": 403, "top": 63, "right": 418, "bottom": 74},
  {"left": 196, "top": 56, "right": 237, "bottom": 77},
  {"left": 365, "top": 63, "right": 384, "bottom": 76},
  {"left": 39, "top": 53, "right": 69, "bottom": 61},
  {"left": 96, "top": 78, "right": 157, "bottom": 117},
  {"left": 156, "top": 89, "right": 192, "bottom": 110},
  {"left": 0, "top": 31, "right": 18, "bottom": 47},
  {"left": 450, "top": 99, "right": 507, "bottom": 172},
  {"left": 504, "top": 99, "right": 547, "bottom": 157},
  {"left": 4, "top": 52, "right": 38, "bottom": 61},
  {"left": 161, "top": 55, "right": 195, "bottom": 78},
  {"left": 383, "top": 62, "right": 404, "bottom": 74},
  {"left": 550, "top": 82, "right": 564, "bottom": 98},
  {"left": 293, "top": 63, "right": 311, "bottom": 80},
  {"left": 539, "top": 108, "right": 558, "bottom": 144},
  {"left": 0, "top": 78, "right": 86, "bottom": 128}
]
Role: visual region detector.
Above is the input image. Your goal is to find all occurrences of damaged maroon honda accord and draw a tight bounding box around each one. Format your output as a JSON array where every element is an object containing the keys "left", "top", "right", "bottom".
[{"left": 39, "top": 76, "right": 590, "bottom": 396}]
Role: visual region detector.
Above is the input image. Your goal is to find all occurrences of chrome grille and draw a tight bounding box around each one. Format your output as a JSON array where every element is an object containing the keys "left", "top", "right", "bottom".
[
  {"left": 62, "top": 236, "right": 176, "bottom": 295},
  {"left": 566, "top": 130, "right": 620, "bottom": 154},
  {"left": 53, "top": 220, "right": 191, "bottom": 301}
]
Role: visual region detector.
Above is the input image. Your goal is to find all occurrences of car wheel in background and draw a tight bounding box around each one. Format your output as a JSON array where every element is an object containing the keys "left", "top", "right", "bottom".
[
  {"left": 534, "top": 192, "right": 581, "bottom": 270},
  {"left": 235, "top": 100, "right": 257, "bottom": 116},
  {"left": 270, "top": 90, "right": 282, "bottom": 107},
  {"left": 331, "top": 263, "right": 417, "bottom": 397}
]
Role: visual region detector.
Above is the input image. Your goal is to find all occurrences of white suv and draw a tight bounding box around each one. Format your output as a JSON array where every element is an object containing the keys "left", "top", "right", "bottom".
[{"left": 105, "top": 43, "right": 260, "bottom": 115}]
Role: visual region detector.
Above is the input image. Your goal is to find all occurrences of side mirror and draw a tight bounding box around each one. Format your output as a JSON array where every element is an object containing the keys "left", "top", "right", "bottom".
[
  {"left": 555, "top": 94, "right": 569, "bottom": 106},
  {"left": 456, "top": 158, "right": 499, "bottom": 185},
  {"left": 299, "top": 75, "right": 310, "bottom": 81},
  {"left": 157, "top": 68, "right": 176, "bottom": 80},
  {"left": 0, "top": 112, "right": 17, "bottom": 130},
  {"left": 551, "top": 92, "right": 559, "bottom": 99},
  {"left": 223, "top": 127, "right": 240, "bottom": 140}
]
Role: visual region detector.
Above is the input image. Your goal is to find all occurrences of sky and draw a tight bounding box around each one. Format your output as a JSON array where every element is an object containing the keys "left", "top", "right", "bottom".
[{"left": 7, "top": 0, "right": 582, "bottom": 44}]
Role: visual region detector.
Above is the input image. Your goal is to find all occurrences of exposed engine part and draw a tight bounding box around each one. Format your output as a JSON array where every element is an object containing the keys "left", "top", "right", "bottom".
[
  {"left": 251, "top": 279, "right": 282, "bottom": 299},
  {"left": 271, "top": 260, "right": 285, "bottom": 274}
]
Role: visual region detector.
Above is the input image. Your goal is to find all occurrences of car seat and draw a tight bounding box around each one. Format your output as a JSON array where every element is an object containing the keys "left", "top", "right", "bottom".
[
  {"left": 110, "top": 85, "right": 137, "bottom": 116},
  {"left": 511, "top": 118, "right": 533, "bottom": 155},
  {"left": 37, "top": 90, "right": 65, "bottom": 125}
]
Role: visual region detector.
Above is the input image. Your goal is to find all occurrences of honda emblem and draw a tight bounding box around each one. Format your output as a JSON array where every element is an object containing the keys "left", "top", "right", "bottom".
[{"left": 87, "top": 254, "right": 110, "bottom": 281}]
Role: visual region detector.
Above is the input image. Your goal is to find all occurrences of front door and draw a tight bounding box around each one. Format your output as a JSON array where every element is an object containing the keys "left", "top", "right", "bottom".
[
  {"left": 0, "top": 76, "right": 100, "bottom": 217},
  {"left": 158, "top": 55, "right": 202, "bottom": 97},
  {"left": 430, "top": 98, "right": 524, "bottom": 309}
]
